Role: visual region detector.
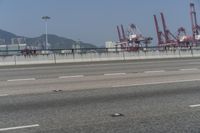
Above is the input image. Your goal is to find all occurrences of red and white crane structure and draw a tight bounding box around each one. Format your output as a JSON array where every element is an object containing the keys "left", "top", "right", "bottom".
[
  {"left": 116, "top": 1, "right": 200, "bottom": 49},
  {"left": 176, "top": 27, "right": 193, "bottom": 47},
  {"left": 190, "top": 2, "right": 200, "bottom": 45},
  {"left": 154, "top": 3, "right": 199, "bottom": 48},
  {"left": 154, "top": 13, "right": 177, "bottom": 47},
  {"left": 116, "top": 24, "right": 152, "bottom": 51}
]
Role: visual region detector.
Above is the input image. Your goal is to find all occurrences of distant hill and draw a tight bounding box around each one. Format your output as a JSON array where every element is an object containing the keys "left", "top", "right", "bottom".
[
  {"left": 0, "top": 29, "right": 18, "bottom": 44},
  {"left": 0, "top": 29, "right": 97, "bottom": 49},
  {"left": 26, "top": 34, "right": 97, "bottom": 49}
]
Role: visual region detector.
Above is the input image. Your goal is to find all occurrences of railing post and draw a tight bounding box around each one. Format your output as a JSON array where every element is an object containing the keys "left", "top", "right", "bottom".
[
  {"left": 190, "top": 46, "right": 193, "bottom": 57},
  {"left": 122, "top": 50, "right": 125, "bottom": 61},
  {"left": 53, "top": 52, "right": 57, "bottom": 64},
  {"left": 72, "top": 49, "right": 75, "bottom": 60},
  {"left": 14, "top": 55, "right": 17, "bottom": 66},
  {"left": 144, "top": 48, "right": 147, "bottom": 57}
]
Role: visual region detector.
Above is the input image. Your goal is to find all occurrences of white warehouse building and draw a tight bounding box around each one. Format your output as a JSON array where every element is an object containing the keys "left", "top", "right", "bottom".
[{"left": 105, "top": 41, "right": 121, "bottom": 52}]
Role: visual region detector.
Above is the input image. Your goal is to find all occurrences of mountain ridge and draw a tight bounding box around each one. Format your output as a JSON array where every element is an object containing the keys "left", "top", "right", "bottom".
[{"left": 0, "top": 29, "right": 97, "bottom": 49}]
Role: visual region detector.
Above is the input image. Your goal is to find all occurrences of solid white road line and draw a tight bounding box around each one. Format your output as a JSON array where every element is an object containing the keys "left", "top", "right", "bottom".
[
  {"left": 144, "top": 70, "right": 166, "bottom": 73},
  {"left": 180, "top": 68, "right": 199, "bottom": 71},
  {"left": 7, "top": 78, "right": 36, "bottom": 82},
  {"left": 59, "top": 75, "right": 84, "bottom": 79},
  {"left": 0, "top": 94, "right": 8, "bottom": 97},
  {"left": 104, "top": 73, "right": 126, "bottom": 76},
  {"left": 112, "top": 79, "right": 200, "bottom": 88},
  {"left": 189, "top": 104, "right": 200, "bottom": 108},
  {"left": 0, "top": 124, "right": 39, "bottom": 132}
]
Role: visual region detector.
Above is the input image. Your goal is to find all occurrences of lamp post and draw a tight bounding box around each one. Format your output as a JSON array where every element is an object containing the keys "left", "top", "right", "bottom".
[{"left": 42, "top": 16, "right": 50, "bottom": 50}]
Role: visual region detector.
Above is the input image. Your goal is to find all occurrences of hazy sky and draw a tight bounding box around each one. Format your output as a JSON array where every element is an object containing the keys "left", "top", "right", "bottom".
[{"left": 0, "top": 0, "right": 199, "bottom": 46}]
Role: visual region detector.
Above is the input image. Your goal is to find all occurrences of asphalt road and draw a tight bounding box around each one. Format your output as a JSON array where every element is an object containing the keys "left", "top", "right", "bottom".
[
  {"left": 1, "top": 57, "right": 200, "bottom": 81},
  {"left": 0, "top": 82, "right": 200, "bottom": 133},
  {"left": 0, "top": 58, "right": 200, "bottom": 132}
]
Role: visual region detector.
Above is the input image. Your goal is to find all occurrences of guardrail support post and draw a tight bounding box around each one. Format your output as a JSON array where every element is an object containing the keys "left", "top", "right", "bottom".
[
  {"left": 190, "top": 46, "right": 194, "bottom": 57},
  {"left": 122, "top": 50, "right": 125, "bottom": 61},
  {"left": 53, "top": 52, "right": 57, "bottom": 64},
  {"left": 72, "top": 49, "right": 75, "bottom": 60},
  {"left": 14, "top": 55, "right": 17, "bottom": 66}
]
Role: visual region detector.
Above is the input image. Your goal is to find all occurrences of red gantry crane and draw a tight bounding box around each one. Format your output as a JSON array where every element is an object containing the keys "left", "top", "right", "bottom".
[
  {"left": 190, "top": 3, "right": 200, "bottom": 45},
  {"left": 154, "top": 14, "right": 165, "bottom": 47},
  {"left": 154, "top": 13, "right": 177, "bottom": 47},
  {"left": 176, "top": 27, "right": 193, "bottom": 47},
  {"left": 116, "top": 24, "right": 152, "bottom": 51}
]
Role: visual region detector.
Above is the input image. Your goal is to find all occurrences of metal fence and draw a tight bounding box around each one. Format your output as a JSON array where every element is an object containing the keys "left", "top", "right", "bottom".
[{"left": 0, "top": 46, "right": 200, "bottom": 66}]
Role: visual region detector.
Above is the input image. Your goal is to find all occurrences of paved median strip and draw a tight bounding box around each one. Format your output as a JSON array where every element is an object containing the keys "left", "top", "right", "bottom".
[
  {"left": 7, "top": 78, "right": 36, "bottom": 82},
  {"left": 0, "top": 124, "right": 39, "bottom": 132},
  {"left": 189, "top": 104, "right": 200, "bottom": 108},
  {"left": 104, "top": 73, "right": 126, "bottom": 76},
  {"left": 59, "top": 75, "right": 84, "bottom": 79}
]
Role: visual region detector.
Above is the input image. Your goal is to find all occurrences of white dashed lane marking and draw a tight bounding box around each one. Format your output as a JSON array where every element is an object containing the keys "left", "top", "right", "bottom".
[
  {"left": 112, "top": 79, "right": 200, "bottom": 88},
  {"left": 144, "top": 70, "right": 166, "bottom": 73},
  {"left": 0, "top": 124, "right": 39, "bottom": 132},
  {"left": 0, "top": 94, "right": 8, "bottom": 97},
  {"left": 104, "top": 73, "right": 126, "bottom": 76},
  {"left": 59, "top": 75, "right": 84, "bottom": 79},
  {"left": 7, "top": 78, "right": 36, "bottom": 82},
  {"left": 189, "top": 104, "right": 200, "bottom": 108},
  {"left": 180, "top": 68, "right": 199, "bottom": 71}
]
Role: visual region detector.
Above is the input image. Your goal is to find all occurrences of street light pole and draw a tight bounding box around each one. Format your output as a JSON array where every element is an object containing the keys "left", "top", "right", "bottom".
[{"left": 42, "top": 16, "right": 50, "bottom": 50}]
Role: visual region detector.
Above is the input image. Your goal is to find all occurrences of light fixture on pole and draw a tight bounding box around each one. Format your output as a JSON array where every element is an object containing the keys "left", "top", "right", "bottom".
[{"left": 42, "top": 16, "right": 51, "bottom": 50}]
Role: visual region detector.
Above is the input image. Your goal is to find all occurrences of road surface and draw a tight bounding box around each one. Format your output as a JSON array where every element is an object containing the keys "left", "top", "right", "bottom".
[{"left": 0, "top": 58, "right": 200, "bottom": 132}]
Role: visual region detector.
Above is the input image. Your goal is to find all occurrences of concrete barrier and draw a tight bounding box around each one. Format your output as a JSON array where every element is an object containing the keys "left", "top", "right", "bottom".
[{"left": 0, "top": 49, "right": 200, "bottom": 66}]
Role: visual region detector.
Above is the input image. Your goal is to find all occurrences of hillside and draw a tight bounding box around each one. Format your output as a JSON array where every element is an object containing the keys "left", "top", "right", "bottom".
[
  {"left": 26, "top": 34, "right": 97, "bottom": 49},
  {"left": 0, "top": 29, "right": 18, "bottom": 44},
  {"left": 0, "top": 29, "right": 97, "bottom": 49}
]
